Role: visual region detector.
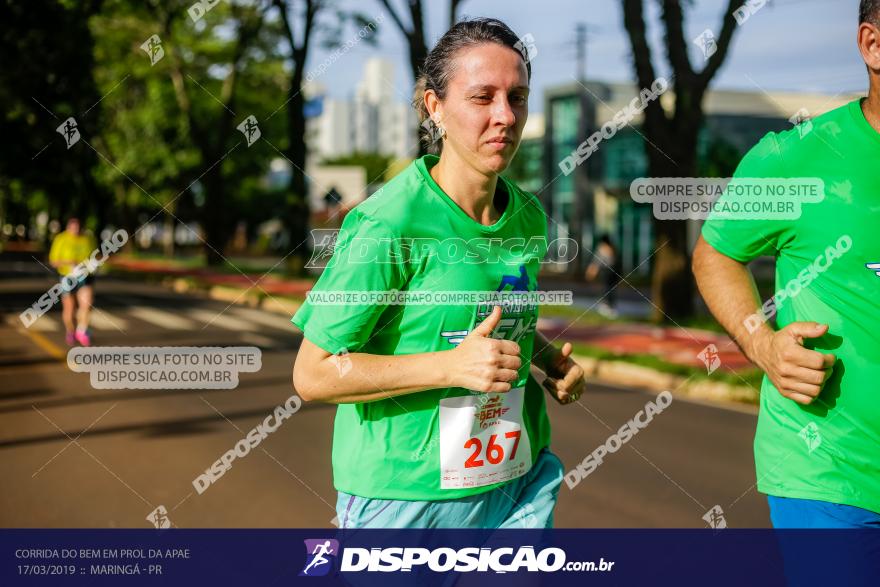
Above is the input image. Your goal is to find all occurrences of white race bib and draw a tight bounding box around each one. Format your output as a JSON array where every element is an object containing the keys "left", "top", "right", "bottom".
[{"left": 438, "top": 387, "right": 532, "bottom": 489}]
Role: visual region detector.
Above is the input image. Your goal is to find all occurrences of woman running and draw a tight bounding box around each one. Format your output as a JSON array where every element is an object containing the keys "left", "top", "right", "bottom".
[
  {"left": 49, "top": 217, "right": 97, "bottom": 346},
  {"left": 292, "top": 17, "right": 585, "bottom": 529}
]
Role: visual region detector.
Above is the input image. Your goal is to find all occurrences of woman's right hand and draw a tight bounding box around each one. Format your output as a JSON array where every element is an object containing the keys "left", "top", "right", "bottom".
[{"left": 443, "top": 305, "right": 522, "bottom": 393}]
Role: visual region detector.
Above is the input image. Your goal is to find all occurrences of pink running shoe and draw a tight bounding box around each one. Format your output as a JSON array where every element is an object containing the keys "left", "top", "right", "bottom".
[
  {"left": 65, "top": 332, "right": 76, "bottom": 346},
  {"left": 74, "top": 330, "right": 92, "bottom": 347}
]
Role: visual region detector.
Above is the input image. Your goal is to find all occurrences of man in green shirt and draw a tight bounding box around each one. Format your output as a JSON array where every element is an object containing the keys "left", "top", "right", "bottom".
[{"left": 694, "top": 2, "right": 880, "bottom": 528}]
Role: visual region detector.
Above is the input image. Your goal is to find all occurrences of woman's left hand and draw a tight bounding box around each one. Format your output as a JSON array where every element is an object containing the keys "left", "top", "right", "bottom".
[{"left": 542, "top": 342, "right": 586, "bottom": 405}]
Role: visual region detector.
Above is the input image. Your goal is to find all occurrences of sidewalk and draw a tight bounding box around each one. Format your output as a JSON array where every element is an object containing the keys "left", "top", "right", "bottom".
[
  {"left": 110, "top": 257, "right": 315, "bottom": 297},
  {"left": 107, "top": 257, "right": 756, "bottom": 377},
  {"left": 537, "top": 317, "right": 752, "bottom": 371}
]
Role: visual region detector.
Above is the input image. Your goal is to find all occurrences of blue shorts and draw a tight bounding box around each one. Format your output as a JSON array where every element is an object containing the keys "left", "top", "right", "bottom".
[
  {"left": 335, "top": 447, "right": 564, "bottom": 529},
  {"left": 60, "top": 273, "right": 95, "bottom": 295},
  {"left": 768, "top": 496, "right": 880, "bottom": 586},
  {"left": 767, "top": 496, "right": 880, "bottom": 528}
]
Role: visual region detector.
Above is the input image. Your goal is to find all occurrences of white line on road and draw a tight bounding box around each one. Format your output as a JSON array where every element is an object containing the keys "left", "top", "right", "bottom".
[
  {"left": 190, "top": 309, "right": 256, "bottom": 332},
  {"left": 5, "top": 313, "right": 59, "bottom": 332},
  {"left": 229, "top": 307, "right": 295, "bottom": 331},
  {"left": 129, "top": 307, "right": 194, "bottom": 330},
  {"left": 88, "top": 308, "right": 127, "bottom": 331},
  {"left": 241, "top": 333, "right": 275, "bottom": 348}
]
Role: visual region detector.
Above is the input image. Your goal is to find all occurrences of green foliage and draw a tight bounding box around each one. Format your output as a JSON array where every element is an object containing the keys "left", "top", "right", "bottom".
[
  {"left": 0, "top": 0, "right": 102, "bottom": 223},
  {"left": 323, "top": 152, "right": 395, "bottom": 183}
]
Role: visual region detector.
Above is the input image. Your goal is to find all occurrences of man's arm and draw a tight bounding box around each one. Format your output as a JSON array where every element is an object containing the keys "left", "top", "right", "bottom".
[{"left": 692, "top": 236, "right": 835, "bottom": 405}]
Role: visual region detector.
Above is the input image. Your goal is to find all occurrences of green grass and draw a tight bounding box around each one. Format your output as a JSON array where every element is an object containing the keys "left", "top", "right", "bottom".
[
  {"left": 119, "top": 250, "right": 302, "bottom": 276},
  {"left": 109, "top": 257, "right": 762, "bottom": 390},
  {"left": 569, "top": 341, "right": 764, "bottom": 390},
  {"left": 538, "top": 303, "right": 618, "bottom": 325}
]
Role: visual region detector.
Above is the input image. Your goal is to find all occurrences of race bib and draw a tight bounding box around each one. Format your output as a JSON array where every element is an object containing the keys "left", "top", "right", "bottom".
[{"left": 439, "top": 387, "right": 532, "bottom": 489}]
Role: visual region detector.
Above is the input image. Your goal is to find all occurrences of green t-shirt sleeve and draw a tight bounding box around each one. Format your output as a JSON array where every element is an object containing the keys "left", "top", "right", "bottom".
[
  {"left": 291, "top": 209, "right": 408, "bottom": 355},
  {"left": 701, "top": 132, "right": 792, "bottom": 263}
]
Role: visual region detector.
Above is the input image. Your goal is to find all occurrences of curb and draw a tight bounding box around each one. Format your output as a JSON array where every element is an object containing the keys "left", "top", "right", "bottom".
[
  {"left": 112, "top": 268, "right": 759, "bottom": 407},
  {"left": 572, "top": 353, "right": 759, "bottom": 407},
  {"left": 118, "top": 270, "right": 305, "bottom": 317}
]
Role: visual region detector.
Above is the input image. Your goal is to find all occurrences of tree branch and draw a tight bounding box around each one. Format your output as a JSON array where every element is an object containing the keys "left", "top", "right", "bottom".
[
  {"left": 378, "top": 0, "right": 411, "bottom": 36},
  {"left": 408, "top": 0, "right": 425, "bottom": 48},
  {"left": 623, "top": 0, "right": 659, "bottom": 91},
  {"left": 696, "top": 0, "right": 741, "bottom": 91},
  {"left": 622, "top": 0, "right": 666, "bottom": 131},
  {"left": 659, "top": 0, "right": 694, "bottom": 79},
  {"left": 220, "top": 1, "right": 269, "bottom": 109},
  {"left": 274, "top": 0, "right": 297, "bottom": 57},
  {"left": 449, "top": 0, "right": 465, "bottom": 27}
]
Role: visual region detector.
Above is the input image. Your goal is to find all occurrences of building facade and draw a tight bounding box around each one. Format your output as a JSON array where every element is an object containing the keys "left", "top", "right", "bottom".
[{"left": 506, "top": 80, "right": 860, "bottom": 276}]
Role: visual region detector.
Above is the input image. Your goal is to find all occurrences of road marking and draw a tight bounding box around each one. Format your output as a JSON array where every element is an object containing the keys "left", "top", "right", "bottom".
[
  {"left": 230, "top": 307, "right": 295, "bottom": 331},
  {"left": 6, "top": 313, "right": 59, "bottom": 332},
  {"left": 190, "top": 309, "right": 255, "bottom": 331},
  {"left": 129, "top": 307, "right": 194, "bottom": 330},
  {"left": 89, "top": 308, "right": 127, "bottom": 331},
  {"left": 5, "top": 320, "right": 66, "bottom": 361},
  {"left": 241, "top": 333, "right": 275, "bottom": 348}
]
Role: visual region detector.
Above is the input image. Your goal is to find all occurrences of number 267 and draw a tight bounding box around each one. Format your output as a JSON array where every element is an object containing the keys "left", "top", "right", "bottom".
[{"left": 463, "top": 431, "right": 521, "bottom": 468}]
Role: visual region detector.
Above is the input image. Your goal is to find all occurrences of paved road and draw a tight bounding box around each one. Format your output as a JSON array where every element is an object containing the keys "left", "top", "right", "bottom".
[{"left": 0, "top": 261, "right": 769, "bottom": 528}]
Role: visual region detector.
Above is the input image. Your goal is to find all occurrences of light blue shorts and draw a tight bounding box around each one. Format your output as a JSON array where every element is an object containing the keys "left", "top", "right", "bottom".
[{"left": 335, "top": 447, "right": 565, "bottom": 529}]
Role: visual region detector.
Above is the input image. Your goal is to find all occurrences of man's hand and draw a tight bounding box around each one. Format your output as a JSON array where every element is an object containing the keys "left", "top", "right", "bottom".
[
  {"left": 751, "top": 322, "right": 836, "bottom": 405},
  {"left": 542, "top": 342, "right": 586, "bottom": 405}
]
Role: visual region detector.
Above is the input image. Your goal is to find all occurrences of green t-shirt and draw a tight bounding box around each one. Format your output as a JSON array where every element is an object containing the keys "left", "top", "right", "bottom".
[
  {"left": 702, "top": 99, "right": 880, "bottom": 514},
  {"left": 291, "top": 154, "right": 553, "bottom": 501}
]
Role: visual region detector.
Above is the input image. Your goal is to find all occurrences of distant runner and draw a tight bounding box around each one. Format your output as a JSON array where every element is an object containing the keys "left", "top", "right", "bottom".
[{"left": 48, "top": 217, "right": 96, "bottom": 346}]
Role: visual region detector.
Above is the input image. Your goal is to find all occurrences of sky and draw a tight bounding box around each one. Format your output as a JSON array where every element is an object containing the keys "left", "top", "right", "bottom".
[{"left": 303, "top": 0, "right": 869, "bottom": 113}]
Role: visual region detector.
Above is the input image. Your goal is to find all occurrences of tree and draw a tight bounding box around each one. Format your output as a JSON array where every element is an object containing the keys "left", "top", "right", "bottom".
[
  {"left": 323, "top": 152, "right": 394, "bottom": 183},
  {"left": 378, "top": 0, "right": 467, "bottom": 156},
  {"left": 152, "top": 0, "right": 274, "bottom": 265},
  {"left": 272, "top": 0, "right": 321, "bottom": 274},
  {"left": 622, "top": 0, "right": 741, "bottom": 321},
  {"left": 0, "top": 0, "right": 106, "bottom": 232},
  {"left": 84, "top": 0, "right": 289, "bottom": 262},
  {"left": 271, "top": 0, "right": 382, "bottom": 274}
]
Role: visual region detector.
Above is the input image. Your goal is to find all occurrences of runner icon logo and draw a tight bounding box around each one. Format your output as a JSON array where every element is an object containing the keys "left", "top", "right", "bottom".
[
  {"left": 495, "top": 264, "right": 530, "bottom": 292},
  {"left": 300, "top": 539, "right": 339, "bottom": 577},
  {"left": 697, "top": 344, "right": 721, "bottom": 374}
]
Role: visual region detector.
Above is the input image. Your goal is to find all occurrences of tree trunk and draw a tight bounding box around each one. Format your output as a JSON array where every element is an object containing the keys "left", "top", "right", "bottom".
[
  {"left": 647, "top": 123, "right": 699, "bottom": 321},
  {"left": 284, "top": 84, "right": 312, "bottom": 276},
  {"left": 202, "top": 170, "right": 227, "bottom": 266}
]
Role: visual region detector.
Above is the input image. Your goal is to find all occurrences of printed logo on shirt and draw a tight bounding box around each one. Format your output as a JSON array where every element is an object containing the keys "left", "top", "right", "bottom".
[
  {"left": 496, "top": 264, "right": 530, "bottom": 292},
  {"left": 866, "top": 262, "right": 880, "bottom": 278},
  {"left": 475, "top": 395, "right": 511, "bottom": 429},
  {"left": 440, "top": 264, "right": 538, "bottom": 347}
]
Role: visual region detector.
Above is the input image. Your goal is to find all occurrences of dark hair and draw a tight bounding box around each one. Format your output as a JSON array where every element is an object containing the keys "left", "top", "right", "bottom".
[
  {"left": 412, "top": 17, "right": 532, "bottom": 154},
  {"left": 861, "top": 0, "right": 880, "bottom": 25}
]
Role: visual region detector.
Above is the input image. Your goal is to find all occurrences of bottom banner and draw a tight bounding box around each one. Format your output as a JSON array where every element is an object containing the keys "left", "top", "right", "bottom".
[{"left": 2, "top": 529, "right": 878, "bottom": 586}]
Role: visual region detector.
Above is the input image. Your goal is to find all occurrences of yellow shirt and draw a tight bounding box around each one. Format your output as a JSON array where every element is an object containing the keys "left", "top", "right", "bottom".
[{"left": 48, "top": 232, "right": 97, "bottom": 276}]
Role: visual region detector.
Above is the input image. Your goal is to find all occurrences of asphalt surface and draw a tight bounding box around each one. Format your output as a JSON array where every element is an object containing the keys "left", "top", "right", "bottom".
[{"left": 0, "top": 260, "right": 770, "bottom": 528}]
